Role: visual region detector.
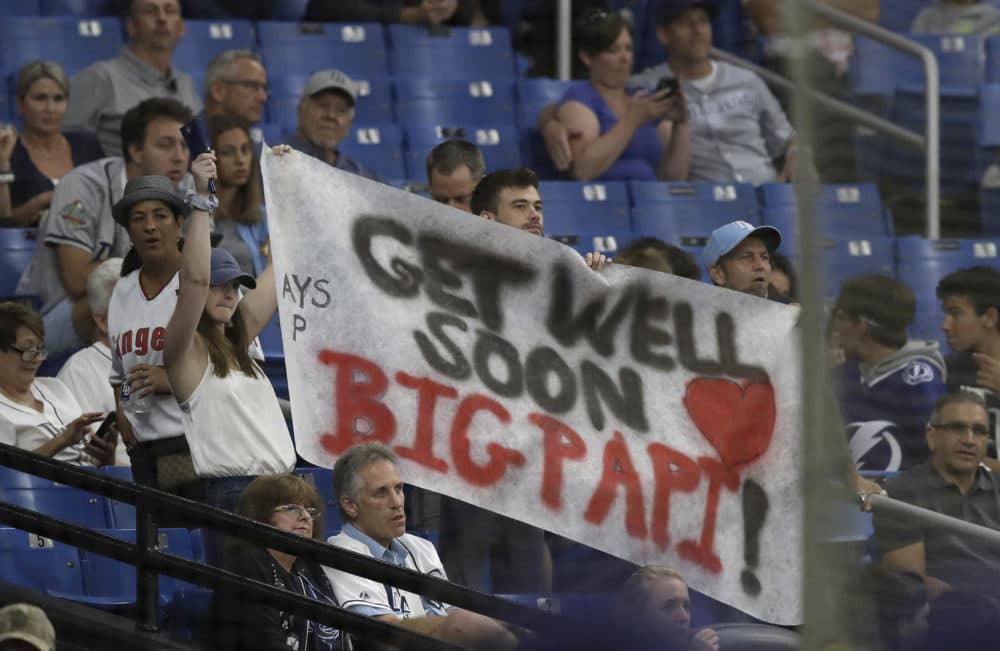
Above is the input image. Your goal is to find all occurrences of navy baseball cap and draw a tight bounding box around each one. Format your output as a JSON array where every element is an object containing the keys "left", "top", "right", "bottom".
[
  {"left": 657, "top": 0, "right": 719, "bottom": 25},
  {"left": 703, "top": 220, "right": 781, "bottom": 267},
  {"left": 210, "top": 248, "right": 256, "bottom": 289}
]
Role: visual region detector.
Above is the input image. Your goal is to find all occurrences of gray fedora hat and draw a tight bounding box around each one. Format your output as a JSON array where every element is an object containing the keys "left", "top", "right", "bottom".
[{"left": 112, "top": 175, "right": 188, "bottom": 228}]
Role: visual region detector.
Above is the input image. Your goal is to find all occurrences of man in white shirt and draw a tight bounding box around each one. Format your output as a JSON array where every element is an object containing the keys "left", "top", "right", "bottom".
[{"left": 323, "top": 442, "right": 519, "bottom": 651}]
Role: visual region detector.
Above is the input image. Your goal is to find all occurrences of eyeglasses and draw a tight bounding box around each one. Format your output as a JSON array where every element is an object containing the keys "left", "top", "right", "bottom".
[
  {"left": 7, "top": 345, "right": 48, "bottom": 362},
  {"left": 930, "top": 421, "right": 990, "bottom": 438},
  {"left": 225, "top": 79, "right": 270, "bottom": 97},
  {"left": 273, "top": 504, "right": 321, "bottom": 519}
]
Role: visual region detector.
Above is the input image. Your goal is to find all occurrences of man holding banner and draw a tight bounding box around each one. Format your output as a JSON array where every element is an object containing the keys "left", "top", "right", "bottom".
[{"left": 703, "top": 220, "right": 782, "bottom": 300}]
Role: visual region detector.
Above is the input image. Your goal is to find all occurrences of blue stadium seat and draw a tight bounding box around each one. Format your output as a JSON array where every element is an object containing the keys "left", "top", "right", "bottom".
[
  {"left": 257, "top": 21, "right": 385, "bottom": 47},
  {"left": 758, "top": 183, "right": 890, "bottom": 241},
  {"left": 257, "top": 22, "right": 388, "bottom": 80},
  {"left": 387, "top": 24, "right": 512, "bottom": 51},
  {"left": 294, "top": 467, "right": 341, "bottom": 537},
  {"left": 268, "top": 75, "right": 394, "bottom": 127},
  {"left": 0, "top": 0, "right": 41, "bottom": 15},
  {"left": 0, "top": 227, "right": 37, "bottom": 298},
  {"left": 819, "top": 237, "right": 896, "bottom": 300},
  {"left": 983, "top": 188, "right": 1000, "bottom": 236},
  {"left": 0, "top": 467, "right": 110, "bottom": 529},
  {"left": 631, "top": 205, "right": 745, "bottom": 244},
  {"left": 405, "top": 124, "right": 521, "bottom": 179},
  {"left": 395, "top": 78, "right": 516, "bottom": 124},
  {"left": 389, "top": 47, "right": 516, "bottom": 79},
  {"left": 336, "top": 123, "right": 405, "bottom": 182},
  {"left": 982, "top": 84, "right": 1000, "bottom": 147},
  {"left": 539, "top": 181, "right": 630, "bottom": 234},
  {"left": 39, "top": 0, "right": 103, "bottom": 15},
  {"left": 988, "top": 35, "right": 1000, "bottom": 83},
  {"left": 630, "top": 181, "right": 759, "bottom": 235},
  {"left": 270, "top": 0, "right": 309, "bottom": 21},
  {"left": 0, "top": 94, "right": 9, "bottom": 122},
  {"left": 897, "top": 35, "right": 985, "bottom": 93},
  {"left": 171, "top": 20, "right": 255, "bottom": 75},
  {"left": 849, "top": 37, "right": 902, "bottom": 113},
  {"left": 516, "top": 78, "right": 572, "bottom": 128},
  {"left": 97, "top": 466, "right": 136, "bottom": 529},
  {"left": 0, "top": 17, "right": 123, "bottom": 77},
  {"left": 549, "top": 230, "right": 634, "bottom": 256},
  {"left": 0, "top": 528, "right": 87, "bottom": 595},
  {"left": 879, "top": 0, "right": 923, "bottom": 32}
]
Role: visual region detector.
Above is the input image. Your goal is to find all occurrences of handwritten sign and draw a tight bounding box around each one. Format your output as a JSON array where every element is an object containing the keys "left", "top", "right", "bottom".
[{"left": 261, "top": 149, "right": 804, "bottom": 624}]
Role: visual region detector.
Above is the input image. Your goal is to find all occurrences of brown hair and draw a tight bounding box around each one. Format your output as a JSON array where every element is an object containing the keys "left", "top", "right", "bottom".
[
  {"left": 208, "top": 114, "right": 263, "bottom": 226},
  {"left": 618, "top": 565, "right": 687, "bottom": 611},
  {"left": 196, "top": 304, "right": 260, "bottom": 379},
  {"left": 0, "top": 303, "right": 44, "bottom": 351},
  {"left": 15, "top": 60, "right": 69, "bottom": 101},
  {"left": 236, "top": 474, "right": 325, "bottom": 540}
]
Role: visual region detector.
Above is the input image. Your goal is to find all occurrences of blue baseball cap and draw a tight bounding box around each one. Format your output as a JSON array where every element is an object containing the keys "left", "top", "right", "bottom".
[
  {"left": 210, "top": 248, "right": 256, "bottom": 289},
  {"left": 657, "top": 0, "right": 719, "bottom": 25},
  {"left": 702, "top": 220, "right": 782, "bottom": 267}
]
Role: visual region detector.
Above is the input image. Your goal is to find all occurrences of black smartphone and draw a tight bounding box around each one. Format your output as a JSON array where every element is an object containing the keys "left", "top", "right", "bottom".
[
  {"left": 181, "top": 116, "right": 217, "bottom": 194},
  {"left": 94, "top": 412, "right": 117, "bottom": 441},
  {"left": 655, "top": 77, "right": 680, "bottom": 96}
]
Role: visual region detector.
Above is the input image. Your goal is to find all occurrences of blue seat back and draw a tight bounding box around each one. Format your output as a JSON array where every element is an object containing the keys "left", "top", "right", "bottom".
[
  {"left": 405, "top": 124, "right": 521, "bottom": 178},
  {"left": 335, "top": 123, "right": 405, "bottom": 181},
  {"left": 0, "top": 17, "right": 123, "bottom": 77},
  {"left": 549, "top": 230, "right": 634, "bottom": 256},
  {"left": 82, "top": 528, "right": 197, "bottom": 606},
  {"left": 539, "top": 181, "right": 630, "bottom": 234},
  {"left": 987, "top": 34, "right": 1000, "bottom": 83},
  {"left": 1, "top": 0, "right": 41, "bottom": 15},
  {"left": 516, "top": 78, "right": 572, "bottom": 127},
  {"left": 171, "top": 20, "right": 255, "bottom": 74},
  {"left": 0, "top": 469, "right": 110, "bottom": 529},
  {"left": 0, "top": 228, "right": 37, "bottom": 297},
  {"left": 0, "top": 528, "right": 86, "bottom": 594},
  {"left": 396, "top": 78, "right": 516, "bottom": 124}
]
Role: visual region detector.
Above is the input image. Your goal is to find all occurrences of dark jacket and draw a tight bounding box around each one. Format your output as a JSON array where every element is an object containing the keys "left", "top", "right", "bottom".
[{"left": 305, "top": 0, "right": 477, "bottom": 24}]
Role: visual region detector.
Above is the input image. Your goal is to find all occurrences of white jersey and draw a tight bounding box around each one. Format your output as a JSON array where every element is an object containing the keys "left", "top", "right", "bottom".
[
  {"left": 107, "top": 269, "right": 184, "bottom": 443},
  {"left": 178, "top": 358, "right": 295, "bottom": 478},
  {"left": 324, "top": 528, "right": 452, "bottom": 619},
  {"left": 57, "top": 341, "right": 130, "bottom": 466},
  {"left": 0, "top": 377, "right": 92, "bottom": 465}
]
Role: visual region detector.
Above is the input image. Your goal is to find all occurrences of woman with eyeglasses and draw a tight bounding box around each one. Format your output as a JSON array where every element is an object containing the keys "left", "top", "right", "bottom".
[
  {"left": 0, "top": 61, "right": 103, "bottom": 225},
  {"left": 210, "top": 474, "right": 342, "bottom": 651},
  {"left": 554, "top": 10, "right": 689, "bottom": 182},
  {"left": 0, "top": 302, "right": 115, "bottom": 466},
  {"left": 208, "top": 114, "right": 269, "bottom": 275}
]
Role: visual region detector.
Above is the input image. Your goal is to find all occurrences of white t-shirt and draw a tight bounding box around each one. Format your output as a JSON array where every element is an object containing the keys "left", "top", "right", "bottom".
[
  {"left": 178, "top": 359, "right": 295, "bottom": 478},
  {"left": 107, "top": 269, "right": 184, "bottom": 443},
  {"left": 0, "top": 377, "right": 91, "bottom": 465},
  {"left": 324, "top": 526, "right": 452, "bottom": 619},
  {"left": 57, "top": 341, "right": 130, "bottom": 466}
]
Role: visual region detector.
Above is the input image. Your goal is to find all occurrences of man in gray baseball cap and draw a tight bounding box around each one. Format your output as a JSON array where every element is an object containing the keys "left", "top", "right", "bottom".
[
  {"left": 703, "top": 219, "right": 782, "bottom": 298},
  {"left": 287, "top": 69, "right": 382, "bottom": 182},
  {"left": 0, "top": 603, "right": 56, "bottom": 651}
]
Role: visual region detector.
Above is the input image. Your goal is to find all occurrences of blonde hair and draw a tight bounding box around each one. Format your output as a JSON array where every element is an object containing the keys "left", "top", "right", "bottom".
[
  {"left": 16, "top": 61, "right": 69, "bottom": 101},
  {"left": 618, "top": 565, "right": 687, "bottom": 610}
]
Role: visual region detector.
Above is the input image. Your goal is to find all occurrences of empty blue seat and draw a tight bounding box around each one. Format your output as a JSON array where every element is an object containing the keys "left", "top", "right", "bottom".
[
  {"left": 548, "top": 230, "right": 634, "bottom": 256},
  {"left": 988, "top": 34, "right": 1000, "bottom": 83},
  {"left": 257, "top": 21, "right": 385, "bottom": 47},
  {"left": 516, "top": 77, "right": 572, "bottom": 127},
  {"left": 261, "top": 42, "right": 390, "bottom": 80},
  {"left": 0, "top": 0, "right": 41, "bottom": 15},
  {"left": 982, "top": 83, "right": 1000, "bottom": 147},
  {"left": 849, "top": 37, "right": 903, "bottom": 112},
  {"left": 39, "top": 0, "right": 103, "bottom": 15},
  {"left": 896, "top": 237, "right": 1000, "bottom": 294},
  {"left": 539, "top": 181, "right": 630, "bottom": 234},
  {"left": 389, "top": 46, "right": 515, "bottom": 79},
  {"left": 388, "top": 24, "right": 512, "bottom": 50},
  {"left": 405, "top": 124, "right": 521, "bottom": 179},
  {"left": 983, "top": 188, "right": 1000, "bottom": 236},
  {"left": 758, "top": 183, "right": 890, "bottom": 241},
  {"left": 879, "top": 0, "right": 923, "bottom": 32},
  {"left": 0, "top": 228, "right": 37, "bottom": 298},
  {"left": 0, "top": 17, "right": 123, "bottom": 77},
  {"left": 269, "top": 74, "right": 394, "bottom": 126},
  {"left": 337, "top": 123, "right": 405, "bottom": 182},
  {"left": 294, "top": 467, "right": 341, "bottom": 537},
  {"left": 97, "top": 466, "right": 136, "bottom": 529},
  {"left": 395, "top": 78, "right": 515, "bottom": 124},
  {"left": 270, "top": 0, "right": 309, "bottom": 21},
  {"left": 630, "top": 181, "right": 759, "bottom": 234},
  {"left": 171, "top": 20, "right": 255, "bottom": 75},
  {"left": 820, "top": 237, "right": 896, "bottom": 299},
  {"left": 897, "top": 35, "right": 985, "bottom": 93},
  {"left": 0, "top": 528, "right": 86, "bottom": 595},
  {"left": 0, "top": 469, "right": 110, "bottom": 529}
]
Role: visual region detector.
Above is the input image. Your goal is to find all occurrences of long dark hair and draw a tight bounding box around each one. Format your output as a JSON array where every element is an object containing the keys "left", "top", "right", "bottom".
[
  {"left": 208, "top": 114, "right": 263, "bottom": 226},
  {"left": 196, "top": 298, "right": 260, "bottom": 379}
]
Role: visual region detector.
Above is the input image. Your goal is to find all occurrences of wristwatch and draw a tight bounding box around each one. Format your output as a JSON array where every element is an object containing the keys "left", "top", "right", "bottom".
[
  {"left": 0, "top": 171, "right": 14, "bottom": 184},
  {"left": 186, "top": 192, "right": 219, "bottom": 212}
]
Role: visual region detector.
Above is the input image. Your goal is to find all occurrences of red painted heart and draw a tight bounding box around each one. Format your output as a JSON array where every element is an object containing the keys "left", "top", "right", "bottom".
[{"left": 683, "top": 379, "right": 776, "bottom": 470}]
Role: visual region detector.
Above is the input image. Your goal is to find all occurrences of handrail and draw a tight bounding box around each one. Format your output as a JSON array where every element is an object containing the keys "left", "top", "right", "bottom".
[
  {"left": 799, "top": 0, "right": 941, "bottom": 239},
  {"left": 0, "top": 445, "right": 547, "bottom": 632},
  {"left": 867, "top": 492, "right": 1000, "bottom": 546},
  {"left": 556, "top": 0, "right": 571, "bottom": 80}
]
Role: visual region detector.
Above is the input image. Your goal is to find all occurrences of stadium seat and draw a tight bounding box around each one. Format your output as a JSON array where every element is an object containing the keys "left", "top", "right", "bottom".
[
  {"left": 96, "top": 466, "right": 136, "bottom": 530},
  {"left": 539, "top": 181, "right": 630, "bottom": 234},
  {"left": 39, "top": 0, "right": 103, "bottom": 15},
  {"left": 0, "top": 468, "right": 110, "bottom": 529},
  {"left": 516, "top": 78, "right": 572, "bottom": 128},
  {"left": 0, "top": 227, "right": 37, "bottom": 299},
  {"left": 849, "top": 37, "right": 902, "bottom": 113},
  {"left": 405, "top": 124, "right": 521, "bottom": 179},
  {"left": 268, "top": 74, "right": 394, "bottom": 127},
  {"left": 0, "top": 528, "right": 87, "bottom": 595},
  {"left": 171, "top": 20, "right": 255, "bottom": 75},
  {"left": 270, "top": 0, "right": 309, "bottom": 21},
  {"left": 988, "top": 35, "right": 1000, "bottom": 83},
  {"left": 983, "top": 188, "right": 1000, "bottom": 236},
  {"left": 758, "top": 183, "right": 891, "bottom": 241},
  {"left": 0, "top": 17, "right": 123, "bottom": 77},
  {"left": 387, "top": 27, "right": 516, "bottom": 79},
  {"left": 257, "top": 22, "right": 389, "bottom": 80},
  {"left": 630, "top": 181, "right": 759, "bottom": 240},
  {"left": 257, "top": 20, "right": 385, "bottom": 47},
  {"left": 878, "top": 0, "right": 923, "bottom": 32},
  {"left": 549, "top": 230, "right": 634, "bottom": 256},
  {"left": 387, "top": 24, "right": 512, "bottom": 51},
  {"left": 395, "top": 78, "right": 516, "bottom": 125},
  {"left": 897, "top": 35, "right": 985, "bottom": 93},
  {"left": 336, "top": 123, "right": 405, "bottom": 182},
  {"left": 0, "top": 0, "right": 41, "bottom": 15},
  {"left": 819, "top": 237, "right": 896, "bottom": 300},
  {"left": 294, "top": 467, "right": 341, "bottom": 537}
]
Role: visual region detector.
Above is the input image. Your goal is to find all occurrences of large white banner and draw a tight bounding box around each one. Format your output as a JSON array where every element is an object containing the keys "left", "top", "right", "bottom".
[{"left": 262, "top": 149, "right": 803, "bottom": 625}]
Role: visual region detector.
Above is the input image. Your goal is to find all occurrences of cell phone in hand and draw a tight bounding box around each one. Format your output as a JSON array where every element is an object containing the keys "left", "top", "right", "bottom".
[
  {"left": 94, "top": 412, "right": 117, "bottom": 441},
  {"left": 655, "top": 77, "right": 680, "bottom": 96},
  {"left": 181, "top": 116, "right": 217, "bottom": 194}
]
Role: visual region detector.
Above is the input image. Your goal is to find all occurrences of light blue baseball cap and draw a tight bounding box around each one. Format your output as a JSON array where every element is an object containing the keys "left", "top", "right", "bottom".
[{"left": 702, "top": 220, "right": 781, "bottom": 267}]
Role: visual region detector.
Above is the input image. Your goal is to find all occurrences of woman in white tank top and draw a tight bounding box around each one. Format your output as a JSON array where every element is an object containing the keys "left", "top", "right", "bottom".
[{"left": 162, "top": 149, "right": 296, "bottom": 562}]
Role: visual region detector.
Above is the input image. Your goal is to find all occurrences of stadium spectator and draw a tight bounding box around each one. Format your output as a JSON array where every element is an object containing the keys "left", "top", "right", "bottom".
[
  {"left": 0, "top": 126, "right": 13, "bottom": 217},
  {"left": 202, "top": 50, "right": 269, "bottom": 128},
  {"left": 617, "top": 565, "right": 719, "bottom": 651},
  {"left": 287, "top": 70, "right": 383, "bottom": 182},
  {"left": 210, "top": 474, "right": 342, "bottom": 651},
  {"left": 936, "top": 266, "right": 1000, "bottom": 470},
  {"left": 208, "top": 114, "right": 269, "bottom": 275},
  {"left": 911, "top": 0, "right": 1000, "bottom": 33},
  {"left": 0, "top": 603, "right": 56, "bottom": 651},
  {"left": 323, "top": 442, "right": 520, "bottom": 651},
  {"left": 831, "top": 275, "right": 947, "bottom": 472},
  {"left": 874, "top": 391, "right": 1000, "bottom": 600},
  {"left": 426, "top": 139, "right": 485, "bottom": 213},
  {"left": 162, "top": 150, "right": 295, "bottom": 555},
  {"left": 616, "top": 237, "right": 703, "bottom": 279},
  {"left": 862, "top": 566, "right": 929, "bottom": 651},
  {"left": 7, "top": 62, "right": 104, "bottom": 225},
  {"left": 0, "top": 302, "right": 115, "bottom": 466},
  {"left": 304, "top": 0, "right": 485, "bottom": 26},
  {"left": 553, "top": 9, "right": 689, "bottom": 181},
  {"left": 539, "top": 2, "right": 799, "bottom": 185},
  {"left": 15, "top": 97, "right": 193, "bottom": 357},
  {"left": 63, "top": 0, "right": 201, "bottom": 157},
  {"left": 768, "top": 252, "right": 797, "bottom": 302},
  {"left": 702, "top": 220, "right": 782, "bottom": 298},
  {"left": 57, "top": 257, "right": 130, "bottom": 466}
]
